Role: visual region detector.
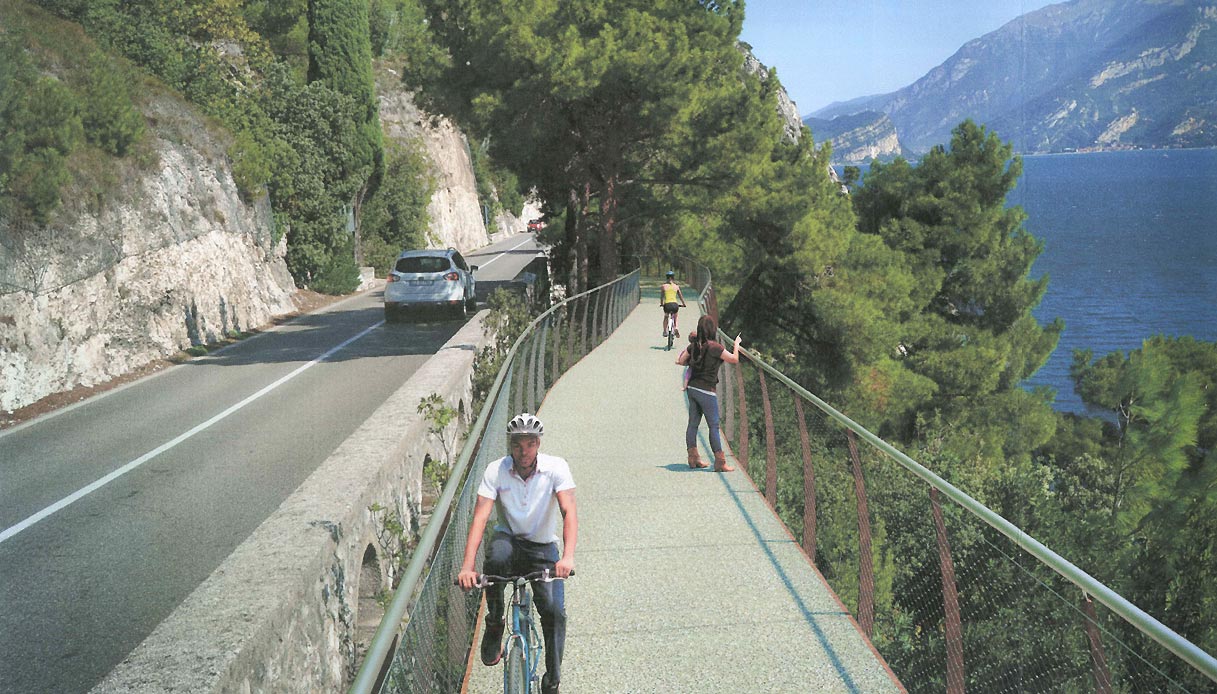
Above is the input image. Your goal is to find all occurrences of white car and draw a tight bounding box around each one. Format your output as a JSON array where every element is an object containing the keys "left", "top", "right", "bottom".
[{"left": 384, "top": 248, "right": 477, "bottom": 321}]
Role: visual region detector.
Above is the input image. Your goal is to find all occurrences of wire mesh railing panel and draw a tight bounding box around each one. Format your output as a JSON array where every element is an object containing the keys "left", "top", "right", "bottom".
[
  {"left": 380, "top": 365, "right": 514, "bottom": 694},
  {"left": 352, "top": 271, "right": 640, "bottom": 694},
  {"left": 722, "top": 349, "right": 1215, "bottom": 694}
]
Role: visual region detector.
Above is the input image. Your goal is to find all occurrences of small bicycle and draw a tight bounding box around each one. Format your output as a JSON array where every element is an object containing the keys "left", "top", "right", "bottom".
[{"left": 462, "top": 568, "right": 572, "bottom": 694}]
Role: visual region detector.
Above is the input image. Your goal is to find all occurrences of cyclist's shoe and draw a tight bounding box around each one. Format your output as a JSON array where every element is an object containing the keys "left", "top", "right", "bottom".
[
  {"left": 674, "top": 328, "right": 680, "bottom": 337},
  {"left": 541, "top": 673, "right": 560, "bottom": 694},
  {"left": 480, "top": 619, "right": 504, "bottom": 666}
]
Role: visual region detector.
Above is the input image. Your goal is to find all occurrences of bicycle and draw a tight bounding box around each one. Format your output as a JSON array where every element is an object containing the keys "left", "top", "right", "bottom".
[
  {"left": 461, "top": 568, "right": 572, "bottom": 694},
  {"left": 664, "top": 311, "right": 677, "bottom": 350}
]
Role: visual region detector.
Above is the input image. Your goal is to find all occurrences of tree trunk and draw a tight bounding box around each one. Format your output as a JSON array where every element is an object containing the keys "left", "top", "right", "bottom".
[
  {"left": 598, "top": 174, "right": 618, "bottom": 283},
  {"left": 578, "top": 182, "right": 591, "bottom": 291},
  {"left": 565, "top": 187, "right": 580, "bottom": 295}
]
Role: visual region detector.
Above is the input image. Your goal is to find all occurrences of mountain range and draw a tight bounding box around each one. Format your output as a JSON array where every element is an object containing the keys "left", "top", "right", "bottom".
[{"left": 805, "top": 0, "right": 1217, "bottom": 162}]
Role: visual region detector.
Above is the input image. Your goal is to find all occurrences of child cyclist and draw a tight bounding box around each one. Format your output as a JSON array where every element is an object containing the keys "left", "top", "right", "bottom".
[{"left": 659, "top": 270, "right": 687, "bottom": 337}]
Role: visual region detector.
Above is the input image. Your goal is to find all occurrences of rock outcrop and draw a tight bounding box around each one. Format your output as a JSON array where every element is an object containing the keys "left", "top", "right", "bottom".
[
  {"left": 804, "top": 111, "right": 903, "bottom": 164},
  {"left": 376, "top": 65, "right": 534, "bottom": 250},
  {"left": 739, "top": 43, "right": 803, "bottom": 144},
  {"left": 0, "top": 64, "right": 514, "bottom": 415},
  {"left": 0, "top": 97, "right": 296, "bottom": 413}
]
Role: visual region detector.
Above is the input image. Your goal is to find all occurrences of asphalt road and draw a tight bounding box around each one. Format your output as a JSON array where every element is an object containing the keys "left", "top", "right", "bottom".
[
  {"left": 0, "top": 234, "right": 544, "bottom": 693},
  {"left": 466, "top": 232, "right": 546, "bottom": 283}
]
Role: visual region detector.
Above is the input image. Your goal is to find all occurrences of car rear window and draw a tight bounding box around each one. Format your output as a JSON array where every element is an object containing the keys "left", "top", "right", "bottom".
[{"left": 395, "top": 256, "right": 450, "bottom": 273}]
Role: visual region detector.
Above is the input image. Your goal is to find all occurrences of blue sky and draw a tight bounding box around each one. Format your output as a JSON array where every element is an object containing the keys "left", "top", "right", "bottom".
[{"left": 739, "top": 0, "right": 1060, "bottom": 117}]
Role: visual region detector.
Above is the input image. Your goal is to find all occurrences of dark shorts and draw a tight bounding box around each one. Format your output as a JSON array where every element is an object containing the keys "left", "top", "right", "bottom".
[{"left": 663, "top": 302, "right": 679, "bottom": 314}]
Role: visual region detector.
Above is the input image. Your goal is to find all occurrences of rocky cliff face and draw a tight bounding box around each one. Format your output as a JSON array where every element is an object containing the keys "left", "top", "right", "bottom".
[
  {"left": 804, "top": 111, "right": 902, "bottom": 164},
  {"left": 0, "top": 97, "right": 297, "bottom": 413},
  {"left": 738, "top": 43, "right": 845, "bottom": 190},
  {"left": 739, "top": 43, "right": 803, "bottom": 144},
  {"left": 0, "top": 67, "right": 504, "bottom": 415},
  {"left": 376, "top": 65, "right": 533, "bottom": 251},
  {"left": 813, "top": 0, "right": 1217, "bottom": 155}
]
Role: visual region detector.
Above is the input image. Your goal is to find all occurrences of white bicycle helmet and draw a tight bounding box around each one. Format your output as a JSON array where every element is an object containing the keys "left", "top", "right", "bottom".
[{"left": 506, "top": 412, "right": 544, "bottom": 436}]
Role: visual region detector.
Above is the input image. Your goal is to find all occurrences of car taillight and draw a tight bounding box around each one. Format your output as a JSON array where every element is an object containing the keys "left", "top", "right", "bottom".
[
  {"left": 444, "top": 271, "right": 460, "bottom": 281},
  {"left": 387, "top": 274, "right": 400, "bottom": 282}
]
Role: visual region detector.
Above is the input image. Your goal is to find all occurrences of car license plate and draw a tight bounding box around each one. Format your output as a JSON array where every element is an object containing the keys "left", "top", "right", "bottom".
[{"left": 410, "top": 279, "right": 431, "bottom": 286}]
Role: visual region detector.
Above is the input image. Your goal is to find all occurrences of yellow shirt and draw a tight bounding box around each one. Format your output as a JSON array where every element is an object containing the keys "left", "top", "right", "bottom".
[{"left": 661, "top": 283, "right": 681, "bottom": 304}]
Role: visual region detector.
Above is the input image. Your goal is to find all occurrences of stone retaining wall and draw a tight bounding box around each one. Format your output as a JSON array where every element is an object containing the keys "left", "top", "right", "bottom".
[{"left": 93, "top": 312, "right": 494, "bottom": 693}]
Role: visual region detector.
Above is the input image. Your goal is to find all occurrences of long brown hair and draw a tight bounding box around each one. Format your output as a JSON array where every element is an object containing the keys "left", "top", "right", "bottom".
[{"left": 689, "top": 315, "right": 717, "bottom": 370}]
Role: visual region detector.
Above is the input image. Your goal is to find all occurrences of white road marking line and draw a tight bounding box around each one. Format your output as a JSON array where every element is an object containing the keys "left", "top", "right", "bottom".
[
  {"left": 0, "top": 320, "right": 385, "bottom": 545},
  {"left": 472, "top": 237, "right": 535, "bottom": 269}
]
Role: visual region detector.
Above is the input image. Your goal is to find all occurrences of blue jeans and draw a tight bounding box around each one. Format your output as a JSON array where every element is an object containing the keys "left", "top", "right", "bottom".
[
  {"left": 686, "top": 388, "right": 722, "bottom": 453},
  {"left": 484, "top": 532, "right": 566, "bottom": 687}
]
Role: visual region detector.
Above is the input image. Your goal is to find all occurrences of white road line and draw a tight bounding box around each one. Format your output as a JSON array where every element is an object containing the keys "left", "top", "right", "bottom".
[
  {"left": 472, "top": 237, "right": 535, "bottom": 269},
  {"left": 0, "top": 320, "right": 384, "bottom": 545}
]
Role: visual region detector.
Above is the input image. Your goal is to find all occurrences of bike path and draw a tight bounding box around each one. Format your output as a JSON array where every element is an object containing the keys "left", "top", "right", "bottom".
[{"left": 466, "top": 290, "right": 904, "bottom": 693}]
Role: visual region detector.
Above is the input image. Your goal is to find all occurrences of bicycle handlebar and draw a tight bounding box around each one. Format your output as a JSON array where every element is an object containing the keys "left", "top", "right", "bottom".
[{"left": 454, "top": 568, "right": 575, "bottom": 589}]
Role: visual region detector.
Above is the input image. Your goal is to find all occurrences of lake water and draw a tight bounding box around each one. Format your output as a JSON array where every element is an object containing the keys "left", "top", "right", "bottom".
[{"left": 1011, "top": 149, "right": 1217, "bottom": 414}]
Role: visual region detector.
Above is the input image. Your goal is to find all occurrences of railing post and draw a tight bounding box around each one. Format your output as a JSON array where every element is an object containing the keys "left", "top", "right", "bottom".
[
  {"left": 722, "top": 361, "right": 735, "bottom": 443},
  {"left": 931, "top": 487, "right": 965, "bottom": 694},
  {"left": 550, "top": 309, "right": 563, "bottom": 386},
  {"left": 591, "top": 289, "right": 603, "bottom": 346},
  {"left": 513, "top": 349, "right": 525, "bottom": 417},
  {"left": 579, "top": 294, "right": 590, "bottom": 357},
  {"left": 525, "top": 330, "right": 540, "bottom": 415},
  {"left": 534, "top": 316, "right": 549, "bottom": 408},
  {"left": 1083, "top": 593, "right": 1115, "bottom": 694},
  {"left": 846, "top": 430, "right": 875, "bottom": 638},
  {"left": 735, "top": 359, "right": 750, "bottom": 473},
  {"left": 794, "top": 397, "right": 816, "bottom": 561},
  {"left": 567, "top": 298, "right": 579, "bottom": 368},
  {"left": 759, "top": 369, "right": 777, "bottom": 507}
]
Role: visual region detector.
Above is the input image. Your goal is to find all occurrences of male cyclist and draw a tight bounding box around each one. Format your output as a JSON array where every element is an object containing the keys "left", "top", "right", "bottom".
[
  {"left": 660, "top": 270, "right": 687, "bottom": 337},
  {"left": 458, "top": 413, "right": 578, "bottom": 694}
]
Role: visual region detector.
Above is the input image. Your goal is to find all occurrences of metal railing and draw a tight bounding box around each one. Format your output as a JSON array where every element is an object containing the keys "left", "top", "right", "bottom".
[
  {"left": 679, "top": 262, "right": 1217, "bottom": 693},
  {"left": 349, "top": 269, "right": 641, "bottom": 694}
]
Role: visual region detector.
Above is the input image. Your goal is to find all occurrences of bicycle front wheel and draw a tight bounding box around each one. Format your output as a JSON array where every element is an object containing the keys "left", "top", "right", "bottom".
[{"left": 503, "top": 637, "right": 527, "bottom": 694}]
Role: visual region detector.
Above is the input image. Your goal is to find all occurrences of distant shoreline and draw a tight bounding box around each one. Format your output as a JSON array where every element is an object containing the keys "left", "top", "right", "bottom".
[
  {"left": 831, "top": 144, "right": 1217, "bottom": 168},
  {"left": 1018, "top": 144, "right": 1217, "bottom": 158}
]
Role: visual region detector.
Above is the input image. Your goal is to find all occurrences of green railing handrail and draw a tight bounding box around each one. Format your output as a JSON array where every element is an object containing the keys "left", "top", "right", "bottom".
[
  {"left": 349, "top": 270, "right": 641, "bottom": 694},
  {"left": 682, "top": 257, "right": 1217, "bottom": 686}
]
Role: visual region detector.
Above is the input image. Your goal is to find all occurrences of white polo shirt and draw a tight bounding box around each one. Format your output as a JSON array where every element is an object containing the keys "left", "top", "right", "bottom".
[{"left": 477, "top": 452, "right": 576, "bottom": 544}]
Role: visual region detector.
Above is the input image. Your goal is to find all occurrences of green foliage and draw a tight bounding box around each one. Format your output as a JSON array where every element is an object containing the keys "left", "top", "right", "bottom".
[
  {"left": 369, "top": 0, "right": 439, "bottom": 61},
  {"left": 409, "top": 0, "right": 760, "bottom": 286},
  {"left": 1038, "top": 336, "right": 1217, "bottom": 687},
  {"left": 308, "top": 234, "right": 360, "bottom": 294},
  {"left": 467, "top": 138, "right": 524, "bottom": 218},
  {"left": 839, "top": 121, "right": 1062, "bottom": 437},
  {"left": 78, "top": 51, "right": 145, "bottom": 156},
  {"left": 418, "top": 392, "right": 460, "bottom": 490},
  {"left": 1, "top": 76, "right": 83, "bottom": 224},
  {"left": 361, "top": 135, "right": 434, "bottom": 272},
  {"left": 471, "top": 289, "right": 532, "bottom": 412}
]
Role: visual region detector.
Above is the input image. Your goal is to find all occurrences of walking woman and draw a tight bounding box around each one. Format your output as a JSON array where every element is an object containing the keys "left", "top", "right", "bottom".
[{"left": 675, "top": 315, "right": 742, "bottom": 471}]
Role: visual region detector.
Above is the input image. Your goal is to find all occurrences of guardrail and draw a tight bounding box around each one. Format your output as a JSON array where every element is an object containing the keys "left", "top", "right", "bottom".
[
  {"left": 349, "top": 270, "right": 641, "bottom": 694},
  {"left": 679, "top": 261, "right": 1217, "bottom": 693}
]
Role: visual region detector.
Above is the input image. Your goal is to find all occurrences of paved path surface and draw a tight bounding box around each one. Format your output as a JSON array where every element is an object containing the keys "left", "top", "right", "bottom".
[{"left": 467, "top": 291, "right": 904, "bottom": 693}]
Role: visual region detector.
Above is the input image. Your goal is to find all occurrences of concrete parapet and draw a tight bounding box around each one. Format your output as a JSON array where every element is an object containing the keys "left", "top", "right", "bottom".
[{"left": 92, "top": 312, "right": 494, "bottom": 693}]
